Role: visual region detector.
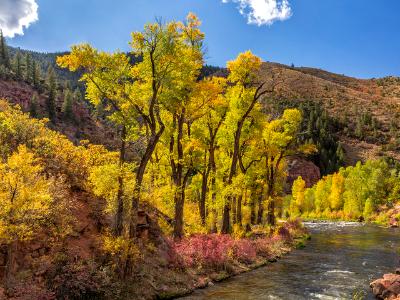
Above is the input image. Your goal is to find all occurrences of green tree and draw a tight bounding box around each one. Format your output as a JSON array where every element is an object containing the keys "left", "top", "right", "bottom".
[
  {"left": 25, "top": 53, "right": 31, "bottom": 82},
  {"left": 29, "top": 93, "right": 39, "bottom": 118},
  {"left": 62, "top": 89, "right": 74, "bottom": 120},
  {"left": 0, "top": 30, "right": 10, "bottom": 68},
  {"left": 46, "top": 67, "right": 57, "bottom": 122},
  {"left": 14, "top": 51, "right": 22, "bottom": 79}
]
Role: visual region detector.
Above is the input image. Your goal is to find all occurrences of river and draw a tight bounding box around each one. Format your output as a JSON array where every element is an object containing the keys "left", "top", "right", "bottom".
[{"left": 182, "top": 222, "right": 400, "bottom": 300}]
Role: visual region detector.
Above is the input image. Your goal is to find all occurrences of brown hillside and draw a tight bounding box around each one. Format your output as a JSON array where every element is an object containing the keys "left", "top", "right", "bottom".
[{"left": 260, "top": 62, "right": 400, "bottom": 162}]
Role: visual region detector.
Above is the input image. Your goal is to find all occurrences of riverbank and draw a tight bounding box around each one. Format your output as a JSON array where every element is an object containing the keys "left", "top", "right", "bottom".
[
  {"left": 183, "top": 222, "right": 400, "bottom": 299},
  {"left": 119, "top": 219, "right": 309, "bottom": 300}
]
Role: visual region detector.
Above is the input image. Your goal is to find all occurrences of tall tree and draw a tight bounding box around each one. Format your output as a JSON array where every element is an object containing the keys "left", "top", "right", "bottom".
[
  {"left": 0, "top": 30, "right": 10, "bottom": 68},
  {"left": 57, "top": 14, "right": 205, "bottom": 240},
  {"left": 46, "top": 67, "right": 57, "bottom": 122},
  {"left": 261, "top": 109, "right": 310, "bottom": 226},
  {"left": 25, "top": 53, "right": 31, "bottom": 82},
  {"left": 62, "top": 89, "right": 74, "bottom": 120},
  {"left": 220, "top": 51, "right": 269, "bottom": 234},
  {"left": 14, "top": 51, "right": 22, "bottom": 79},
  {"left": 161, "top": 15, "right": 206, "bottom": 237},
  {"left": 192, "top": 77, "right": 227, "bottom": 229}
]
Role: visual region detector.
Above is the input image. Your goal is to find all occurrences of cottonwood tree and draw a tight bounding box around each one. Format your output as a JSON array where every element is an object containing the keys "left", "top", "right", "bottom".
[
  {"left": 219, "top": 51, "right": 269, "bottom": 234},
  {"left": 58, "top": 14, "right": 206, "bottom": 240},
  {"left": 0, "top": 145, "right": 52, "bottom": 288},
  {"left": 191, "top": 77, "right": 227, "bottom": 229},
  {"left": 261, "top": 108, "right": 315, "bottom": 226}
]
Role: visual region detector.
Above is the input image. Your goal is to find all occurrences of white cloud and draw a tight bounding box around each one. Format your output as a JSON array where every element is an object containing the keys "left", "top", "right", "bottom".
[
  {"left": 0, "top": 0, "right": 38, "bottom": 37},
  {"left": 222, "top": 0, "right": 292, "bottom": 26}
]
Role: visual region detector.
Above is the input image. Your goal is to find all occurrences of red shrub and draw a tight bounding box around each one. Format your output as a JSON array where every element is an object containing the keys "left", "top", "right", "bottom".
[
  {"left": 168, "top": 234, "right": 235, "bottom": 270},
  {"left": 232, "top": 239, "right": 257, "bottom": 264}
]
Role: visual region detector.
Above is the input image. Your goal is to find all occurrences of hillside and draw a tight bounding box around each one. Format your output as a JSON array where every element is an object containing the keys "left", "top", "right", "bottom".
[{"left": 258, "top": 62, "right": 400, "bottom": 164}]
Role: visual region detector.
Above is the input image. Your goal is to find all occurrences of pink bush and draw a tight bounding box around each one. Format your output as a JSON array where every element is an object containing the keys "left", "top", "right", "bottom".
[
  {"left": 168, "top": 234, "right": 235, "bottom": 269},
  {"left": 167, "top": 234, "right": 283, "bottom": 269},
  {"left": 167, "top": 224, "right": 300, "bottom": 270},
  {"left": 232, "top": 239, "right": 257, "bottom": 264}
]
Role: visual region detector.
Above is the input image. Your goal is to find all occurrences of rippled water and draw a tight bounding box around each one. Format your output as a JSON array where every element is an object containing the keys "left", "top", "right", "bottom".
[{"left": 182, "top": 222, "right": 400, "bottom": 300}]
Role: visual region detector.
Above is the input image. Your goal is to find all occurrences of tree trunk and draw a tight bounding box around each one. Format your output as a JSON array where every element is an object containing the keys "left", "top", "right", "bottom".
[
  {"left": 174, "top": 188, "right": 185, "bottom": 238},
  {"left": 210, "top": 174, "right": 218, "bottom": 233},
  {"left": 221, "top": 200, "right": 231, "bottom": 234},
  {"left": 5, "top": 241, "right": 16, "bottom": 290},
  {"left": 250, "top": 194, "right": 256, "bottom": 225},
  {"left": 172, "top": 112, "right": 187, "bottom": 239},
  {"left": 237, "top": 194, "right": 242, "bottom": 226},
  {"left": 257, "top": 193, "right": 264, "bottom": 224},
  {"left": 199, "top": 170, "right": 207, "bottom": 226},
  {"left": 266, "top": 199, "right": 275, "bottom": 226},
  {"left": 209, "top": 144, "right": 218, "bottom": 233},
  {"left": 267, "top": 170, "right": 280, "bottom": 227},
  {"left": 232, "top": 196, "right": 237, "bottom": 225},
  {"left": 114, "top": 125, "right": 126, "bottom": 237},
  {"left": 129, "top": 130, "right": 163, "bottom": 239}
]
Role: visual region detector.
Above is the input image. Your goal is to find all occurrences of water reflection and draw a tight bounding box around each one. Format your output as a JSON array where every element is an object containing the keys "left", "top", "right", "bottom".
[{"left": 182, "top": 222, "right": 400, "bottom": 300}]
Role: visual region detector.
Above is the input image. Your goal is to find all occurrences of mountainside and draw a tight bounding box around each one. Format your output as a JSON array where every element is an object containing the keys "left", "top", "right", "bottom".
[{"left": 258, "top": 62, "right": 400, "bottom": 164}]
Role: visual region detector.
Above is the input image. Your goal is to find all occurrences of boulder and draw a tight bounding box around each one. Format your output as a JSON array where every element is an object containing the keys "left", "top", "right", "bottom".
[
  {"left": 371, "top": 279, "right": 386, "bottom": 297},
  {"left": 371, "top": 274, "right": 400, "bottom": 299},
  {"left": 388, "top": 282, "right": 400, "bottom": 295}
]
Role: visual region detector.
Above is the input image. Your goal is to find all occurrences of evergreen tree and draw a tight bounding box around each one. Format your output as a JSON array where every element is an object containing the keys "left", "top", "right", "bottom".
[
  {"left": 29, "top": 94, "right": 38, "bottom": 118},
  {"left": 14, "top": 51, "right": 22, "bottom": 79},
  {"left": 46, "top": 67, "right": 57, "bottom": 122},
  {"left": 62, "top": 89, "right": 74, "bottom": 120},
  {"left": 355, "top": 118, "right": 363, "bottom": 139},
  {"left": 0, "top": 30, "right": 10, "bottom": 68},
  {"left": 73, "top": 87, "right": 83, "bottom": 102},
  {"left": 25, "top": 54, "right": 31, "bottom": 82},
  {"left": 31, "top": 60, "right": 38, "bottom": 87}
]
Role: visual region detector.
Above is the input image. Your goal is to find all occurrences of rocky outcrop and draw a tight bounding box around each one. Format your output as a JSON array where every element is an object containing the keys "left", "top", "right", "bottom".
[
  {"left": 371, "top": 272, "right": 400, "bottom": 299},
  {"left": 285, "top": 157, "right": 321, "bottom": 192}
]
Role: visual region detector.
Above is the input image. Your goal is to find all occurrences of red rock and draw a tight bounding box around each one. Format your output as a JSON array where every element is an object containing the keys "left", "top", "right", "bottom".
[
  {"left": 371, "top": 280, "right": 386, "bottom": 297},
  {"left": 286, "top": 157, "right": 320, "bottom": 192},
  {"left": 388, "top": 282, "right": 400, "bottom": 295},
  {"left": 383, "top": 274, "right": 400, "bottom": 283}
]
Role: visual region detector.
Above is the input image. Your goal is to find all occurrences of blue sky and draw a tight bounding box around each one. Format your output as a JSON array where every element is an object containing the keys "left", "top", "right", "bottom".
[{"left": 2, "top": 0, "right": 400, "bottom": 79}]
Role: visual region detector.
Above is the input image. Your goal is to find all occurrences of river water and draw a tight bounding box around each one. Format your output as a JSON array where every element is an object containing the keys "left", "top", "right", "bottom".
[{"left": 182, "top": 222, "right": 400, "bottom": 300}]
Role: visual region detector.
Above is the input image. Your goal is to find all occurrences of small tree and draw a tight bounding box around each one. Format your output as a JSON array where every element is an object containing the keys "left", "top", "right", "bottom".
[
  {"left": 62, "top": 89, "right": 74, "bottom": 120},
  {"left": 291, "top": 176, "right": 306, "bottom": 216},
  {"left": 0, "top": 145, "right": 52, "bottom": 287},
  {"left": 29, "top": 93, "right": 39, "bottom": 118}
]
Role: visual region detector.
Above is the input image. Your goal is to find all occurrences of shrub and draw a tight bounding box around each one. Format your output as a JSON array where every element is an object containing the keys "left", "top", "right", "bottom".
[{"left": 232, "top": 239, "right": 257, "bottom": 264}]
